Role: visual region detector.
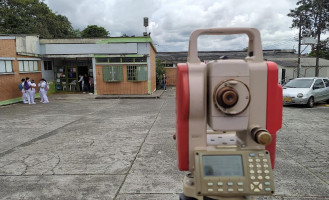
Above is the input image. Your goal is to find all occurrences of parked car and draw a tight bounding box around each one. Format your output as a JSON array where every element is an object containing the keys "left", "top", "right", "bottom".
[{"left": 283, "top": 77, "right": 329, "bottom": 108}]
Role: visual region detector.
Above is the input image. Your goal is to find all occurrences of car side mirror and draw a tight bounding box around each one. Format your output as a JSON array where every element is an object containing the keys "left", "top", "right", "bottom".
[{"left": 313, "top": 85, "right": 319, "bottom": 90}]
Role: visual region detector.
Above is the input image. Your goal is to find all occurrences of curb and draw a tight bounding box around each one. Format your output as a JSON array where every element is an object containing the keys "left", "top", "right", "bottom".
[{"left": 95, "top": 90, "right": 165, "bottom": 100}]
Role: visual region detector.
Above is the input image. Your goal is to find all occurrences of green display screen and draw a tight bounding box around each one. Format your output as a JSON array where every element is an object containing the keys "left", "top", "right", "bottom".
[{"left": 202, "top": 155, "right": 244, "bottom": 177}]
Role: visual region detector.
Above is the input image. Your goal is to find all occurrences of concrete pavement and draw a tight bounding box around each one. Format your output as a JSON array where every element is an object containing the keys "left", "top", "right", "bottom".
[{"left": 0, "top": 88, "right": 328, "bottom": 199}]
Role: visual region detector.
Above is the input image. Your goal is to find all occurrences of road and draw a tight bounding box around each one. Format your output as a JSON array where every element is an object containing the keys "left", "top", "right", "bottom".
[{"left": 0, "top": 88, "right": 328, "bottom": 199}]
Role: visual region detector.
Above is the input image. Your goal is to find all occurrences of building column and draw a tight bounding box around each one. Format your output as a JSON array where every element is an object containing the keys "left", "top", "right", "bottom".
[
  {"left": 92, "top": 57, "right": 97, "bottom": 95},
  {"left": 147, "top": 56, "right": 151, "bottom": 94}
]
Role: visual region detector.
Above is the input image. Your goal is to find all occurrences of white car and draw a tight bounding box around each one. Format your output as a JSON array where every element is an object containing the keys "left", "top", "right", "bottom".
[{"left": 283, "top": 77, "right": 329, "bottom": 108}]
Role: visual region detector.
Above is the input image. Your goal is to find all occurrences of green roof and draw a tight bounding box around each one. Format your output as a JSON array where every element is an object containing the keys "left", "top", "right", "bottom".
[{"left": 96, "top": 37, "right": 152, "bottom": 44}]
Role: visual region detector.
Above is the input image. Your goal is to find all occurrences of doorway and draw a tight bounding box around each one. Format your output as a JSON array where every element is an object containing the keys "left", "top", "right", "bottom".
[
  {"left": 281, "top": 69, "right": 286, "bottom": 85},
  {"left": 55, "top": 66, "right": 79, "bottom": 92},
  {"left": 54, "top": 59, "right": 92, "bottom": 92},
  {"left": 78, "top": 66, "right": 89, "bottom": 92}
]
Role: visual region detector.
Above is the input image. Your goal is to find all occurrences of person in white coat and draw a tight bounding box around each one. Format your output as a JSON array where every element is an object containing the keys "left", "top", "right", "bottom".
[
  {"left": 39, "top": 78, "right": 49, "bottom": 103},
  {"left": 38, "top": 81, "right": 43, "bottom": 103},
  {"left": 28, "top": 80, "right": 36, "bottom": 104},
  {"left": 78, "top": 74, "right": 84, "bottom": 92},
  {"left": 21, "top": 78, "right": 28, "bottom": 104},
  {"left": 25, "top": 78, "right": 35, "bottom": 105},
  {"left": 24, "top": 77, "right": 32, "bottom": 104}
]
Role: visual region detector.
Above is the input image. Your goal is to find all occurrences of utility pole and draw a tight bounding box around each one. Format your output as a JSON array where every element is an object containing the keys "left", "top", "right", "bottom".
[
  {"left": 297, "top": 14, "right": 302, "bottom": 78},
  {"left": 314, "top": 0, "right": 323, "bottom": 77}
]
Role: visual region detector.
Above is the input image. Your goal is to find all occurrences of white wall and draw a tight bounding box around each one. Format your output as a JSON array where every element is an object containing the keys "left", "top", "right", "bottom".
[
  {"left": 41, "top": 60, "right": 54, "bottom": 82},
  {"left": 280, "top": 66, "right": 329, "bottom": 83},
  {"left": 40, "top": 43, "right": 138, "bottom": 55},
  {"left": 16, "top": 36, "right": 40, "bottom": 54}
]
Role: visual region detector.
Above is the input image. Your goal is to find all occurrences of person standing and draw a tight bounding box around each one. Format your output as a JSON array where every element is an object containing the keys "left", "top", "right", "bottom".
[
  {"left": 24, "top": 77, "right": 32, "bottom": 104},
  {"left": 39, "top": 78, "right": 49, "bottom": 103},
  {"left": 20, "top": 78, "right": 28, "bottom": 104},
  {"left": 89, "top": 76, "right": 94, "bottom": 94},
  {"left": 26, "top": 78, "right": 35, "bottom": 104},
  {"left": 83, "top": 74, "right": 89, "bottom": 93},
  {"left": 78, "top": 74, "right": 83, "bottom": 92},
  {"left": 162, "top": 74, "right": 167, "bottom": 91},
  {"left": 38, "top": 79, "right": 43, "bottom": 103},
  {"left": 29, "top": 80, "right": 37, "bottom": 104}
]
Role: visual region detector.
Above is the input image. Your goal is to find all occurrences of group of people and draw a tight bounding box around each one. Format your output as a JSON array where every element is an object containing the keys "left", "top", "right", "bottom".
[
  {"left": 78, "top": 74, "right": 94, "bottom": 94},
  {"left": 20, "top": 77, "right": 49, "bottom": 104}
]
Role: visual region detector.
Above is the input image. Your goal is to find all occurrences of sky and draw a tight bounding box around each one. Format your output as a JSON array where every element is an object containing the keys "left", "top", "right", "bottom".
[{"left": 44, "top": 0, "right": 314, "bottom": 52}]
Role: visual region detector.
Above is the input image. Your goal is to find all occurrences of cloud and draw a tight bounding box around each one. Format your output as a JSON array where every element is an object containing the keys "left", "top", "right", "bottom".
[{"left": 45, "top": 0, "right": 303, "bottom": 52}]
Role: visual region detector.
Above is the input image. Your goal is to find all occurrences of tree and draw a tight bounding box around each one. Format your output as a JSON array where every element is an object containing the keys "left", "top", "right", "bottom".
[
  {"left": 81, "top": 25, "right": 109, "bottom": 38},
  {"left": 0, "top": 0, "right": 76, "bottom": 38},
  {"left": 309, "top": 37, "right": 329, "bottom": 59},
  {"left": 156, "top": 59, "right": 166, "bottom": 89},
  {"left": 288, "top": 0, "right": 329, "bottom": 76},
  {"left": 73, "top": 29, "right": 82, "bottom": 38}
]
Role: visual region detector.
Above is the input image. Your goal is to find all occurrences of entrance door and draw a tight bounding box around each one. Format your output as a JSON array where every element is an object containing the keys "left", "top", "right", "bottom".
[
  {"left": 78, "top": 66, "right": 89, "bottom": 92},
  {"left": 55, "top": 66, "right": 79, "bottom": 92},
  {"left": 281, "top": 69, "right": 286, "bottom": 85}
]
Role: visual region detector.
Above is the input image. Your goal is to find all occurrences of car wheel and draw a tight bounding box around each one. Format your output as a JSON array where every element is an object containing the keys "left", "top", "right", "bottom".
[{"left": 306, "top": 97, "right": 314, "bottom": 108}]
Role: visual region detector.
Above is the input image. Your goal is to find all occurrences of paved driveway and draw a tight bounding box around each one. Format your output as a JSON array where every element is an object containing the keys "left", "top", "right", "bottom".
[{"left": 0, "top": 89, "right": 328, "bottom": 199}]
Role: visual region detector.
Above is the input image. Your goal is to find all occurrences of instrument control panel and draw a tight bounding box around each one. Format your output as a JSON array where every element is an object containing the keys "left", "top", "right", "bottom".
[{"left": 194, "top": 149, "right": 275, "bottom": 196}]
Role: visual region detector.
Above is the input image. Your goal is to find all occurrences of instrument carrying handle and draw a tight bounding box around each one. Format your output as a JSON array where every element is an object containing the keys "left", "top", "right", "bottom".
[{"left": 188, "top": 28, "right": 264, "bottom": 63}]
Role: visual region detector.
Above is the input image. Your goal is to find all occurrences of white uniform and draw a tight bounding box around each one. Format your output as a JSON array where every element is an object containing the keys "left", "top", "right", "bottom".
[
  {"left": 25, "top": 81, "right": 35, "bottom": 104},
  {"left": 78, "top": 75, "right": 84, "bottom": 92},
  {"left": 38, "top": 82, "right": 43, "bottom": 102},
  {"left": 40, "top": 81, "right": 49, "bottom": 103},
  {"left": 28, "top": 82, "right": 36, "bottom": 104},
  {"left": 21, "top": 82, "right": 28, "bottom": 103},
  {"left": 24, "top": 81, "right": 31, "bottom": 104}
]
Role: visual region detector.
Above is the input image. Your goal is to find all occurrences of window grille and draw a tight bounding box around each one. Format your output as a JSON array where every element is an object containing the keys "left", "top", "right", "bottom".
[
  {"left": 127, "top": 65, "right": 137, "bottom": 81},
  {"left": 127, "top": 65, "right": 148, "bottom": 81}
]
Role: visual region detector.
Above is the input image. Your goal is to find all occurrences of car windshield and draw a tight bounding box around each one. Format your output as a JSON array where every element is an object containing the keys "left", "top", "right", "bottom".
[{"left": 285, "top": 79, "right": 313, "bottom": 88}]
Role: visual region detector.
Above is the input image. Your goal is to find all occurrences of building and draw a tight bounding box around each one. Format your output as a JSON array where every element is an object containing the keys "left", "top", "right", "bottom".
[
  {"left": 0, "top": 35, "right": 157, "bottom": 105},
  {"left": 0, "top": 35, "right": 42, "bottom": 104},
  {"left": 40, "top": 37, "right": 156, "bottom": 95},
  {"left": 156, "top": 50, "right": 329, "bottom": 86},
  {"left": 269, "top": 57, "right": 329, "bottom": 83}
]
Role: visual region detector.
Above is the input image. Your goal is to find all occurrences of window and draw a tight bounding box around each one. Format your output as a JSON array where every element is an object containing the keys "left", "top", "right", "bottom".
[
  {"left": 127, "top": 65, "right": 148, "bottom": 81},
  {"left": 285, "top": 79, "right": 313, "bottom": 88},
  {"left": 135, "top": 57, "right": 147, "bottom": 62},
  {"left": 109, "top": 57, "right": 121, "bottom": 63},
  {"left": 96, "top": 57, "right": 109, "bottom": 63},
  {"left": 164, "top": 63, "right": 174, "bottom": 67},
  {"left": 323, "top": 79, "right": 329, "bottom": 87},
  {"left": 127, "top": 65, "right": 137, "bottom": 81},
  {"left": 0, "top": 60, "right": 13, "bottom": 73},
  {"left": 313, "top": 79, "right": 325, "bottom": 89},
  {"left": 122, "top": 57, "right": 134, "bottom": 63},
  {"left": 102, "top": 66, "right": 123, "bottom": 82},
  {"left": 19, "top": 60, "right": 39, "bottom": 72},
  {"left": 44, "top": 61, "right": 53, "bottom": 70},
  {"left": 95, "top": 57, "right": 147, "bottom": 63}
]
